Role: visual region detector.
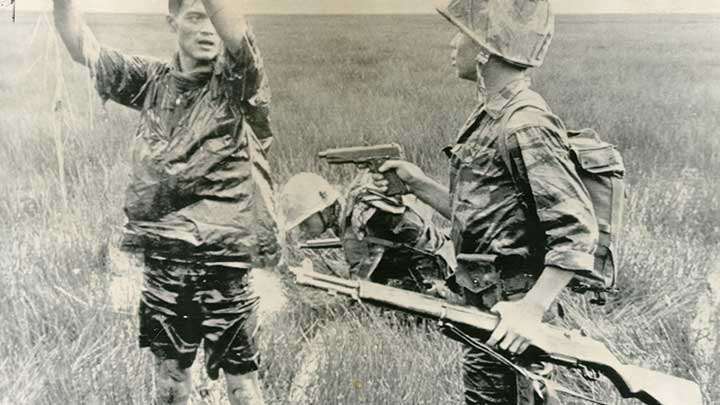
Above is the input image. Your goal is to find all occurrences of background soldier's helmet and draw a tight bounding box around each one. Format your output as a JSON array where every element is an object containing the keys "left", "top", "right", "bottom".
[
  {"left": 279, "top": 172, "right": 341, "bottom": 231},
  {"left": 435, "top": 0, "right": 554, "bottom": 68}
]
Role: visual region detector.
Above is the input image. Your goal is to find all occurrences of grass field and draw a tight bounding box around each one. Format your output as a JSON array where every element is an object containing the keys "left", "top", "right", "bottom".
[{"left": 1, "top": 11, "right": 719, "bottom": 404}]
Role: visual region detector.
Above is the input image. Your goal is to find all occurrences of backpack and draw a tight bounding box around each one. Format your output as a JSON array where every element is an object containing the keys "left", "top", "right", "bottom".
[{"left": 497, "top": 105, "right": 626, "bottom": 305}]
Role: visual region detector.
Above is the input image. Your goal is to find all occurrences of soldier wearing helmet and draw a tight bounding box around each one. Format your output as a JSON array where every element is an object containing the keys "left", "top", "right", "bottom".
[
  {"left": 280, "top": 171, "right": 457, "bottom": 404},
  {"left": 280, "top": 172, "right": 456, "bottom": 293},
  {"left": 373, "top": 0, "right": 600, "bottom": 403},
  {"left": 280, "top": 173, "right": 343, "bottom": 242}
]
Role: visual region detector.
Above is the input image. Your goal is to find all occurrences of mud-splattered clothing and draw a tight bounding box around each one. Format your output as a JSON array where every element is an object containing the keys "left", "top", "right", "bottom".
[
  {"left": 446, "top": 77, "right": 598, "bottom": 404},
  {"left": 87, "top": 27, "right": 278, "bottom": 267},
  {"left": 340, "top": 173, "right": 456, "bottom": 292},
  {"left": 79, "top": 24, "right": 276, "bottom": 377},
  {"left": 139, "top": 257, "right": 260, "bottom": 379}
]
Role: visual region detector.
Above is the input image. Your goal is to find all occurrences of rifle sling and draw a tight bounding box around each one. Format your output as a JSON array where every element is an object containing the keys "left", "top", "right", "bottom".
[{"left": 440, "top": 322, "right": 607, "bottom": 405}]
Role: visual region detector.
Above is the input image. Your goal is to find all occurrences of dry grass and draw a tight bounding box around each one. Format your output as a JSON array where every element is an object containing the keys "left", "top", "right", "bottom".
[{"left": 1, "top": 12, "right": 718, "bottom": 404}]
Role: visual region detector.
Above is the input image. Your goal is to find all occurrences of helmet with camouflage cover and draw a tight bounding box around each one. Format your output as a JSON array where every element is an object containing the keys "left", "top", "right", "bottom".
[
  {"left": 435, "top": 0, "right": 554, "bottom": 68},
  {"left": 280, "top": 173, "right": 342, "bottom": 231}
]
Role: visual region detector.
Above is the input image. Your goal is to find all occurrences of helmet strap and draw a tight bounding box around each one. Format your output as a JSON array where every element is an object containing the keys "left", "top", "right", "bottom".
[
  {"left": 317, "top": 208, "right": 329, "bottom": 231},
  {"left": 474, "top": 49, "right": 492, "bottom": 103},
  {"left": 319, "top": 201, "right": 341, "bottom": 234},
  {"left": 475, "top": 63, "right": 488, "bottom": 104}
]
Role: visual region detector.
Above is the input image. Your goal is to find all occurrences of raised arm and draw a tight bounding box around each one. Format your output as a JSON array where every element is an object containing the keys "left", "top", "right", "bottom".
[
  {"left": 53, "top": 0, "right": 162, "bottom": 110},
  {"left": 201, "top": 0, "right": 250, "bottom": 55},
  {"left": 53, "top": 0, "right": 99, "bottom": 65},
  {"left": 201, "top": 0, "right": 273, "bottom": 141}
]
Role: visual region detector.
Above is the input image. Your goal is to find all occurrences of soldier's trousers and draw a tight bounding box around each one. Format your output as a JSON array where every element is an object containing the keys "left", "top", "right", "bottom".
[
  {"left": 462, "top": 347, "right": 539, "bottom": 404},
  {"left": 461, "top": 287, "right": 550, "bottom": 405}
]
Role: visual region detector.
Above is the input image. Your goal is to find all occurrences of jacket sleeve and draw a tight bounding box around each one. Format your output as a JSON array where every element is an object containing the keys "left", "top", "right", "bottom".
[
  {"left": 91, "top": 46, "right": 163, "bottom": 110},
  {"left": 218, "top": 24, "right": 273, "bottom": 142},
  {"left": 513, "top": 126, "right": 599, "bottom": 276}
]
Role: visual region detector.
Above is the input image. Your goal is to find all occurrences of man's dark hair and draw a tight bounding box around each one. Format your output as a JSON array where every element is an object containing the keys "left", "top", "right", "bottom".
[{"left": 168, "top": 0, "right": 183, "bottom": 15}]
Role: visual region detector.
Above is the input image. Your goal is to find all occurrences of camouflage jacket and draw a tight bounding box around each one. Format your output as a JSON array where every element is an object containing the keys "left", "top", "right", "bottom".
[
  {"left": 85, "top": 27, "right": 279, "bottom": 267},
  {"left": 339, "top": 173, "right": 456, "bottom": 291},
  {"left": 446, "top": 77, "right": 599, "bottom": 294}
]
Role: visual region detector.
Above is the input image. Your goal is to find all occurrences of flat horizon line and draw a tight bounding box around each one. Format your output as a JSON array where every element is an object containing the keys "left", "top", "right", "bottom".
[{"left": 4, "top": 10, "right": 720, "bottom": 16}]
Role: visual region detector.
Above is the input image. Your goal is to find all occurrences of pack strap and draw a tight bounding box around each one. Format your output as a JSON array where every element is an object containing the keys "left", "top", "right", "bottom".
[
  {"left": 494, "top": 101, "right": 548, "bottom": 231},
  {"left": 495, "top": 100, "right": 546, "bottom": 193},
  {"left": 609, "top": 175, "right": 625, "bottom": 245}
]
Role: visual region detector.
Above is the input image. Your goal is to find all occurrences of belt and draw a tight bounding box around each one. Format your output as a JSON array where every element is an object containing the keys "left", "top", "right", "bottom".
[{"left": 451, "top": 253, "right": 539, "bottom": 306}]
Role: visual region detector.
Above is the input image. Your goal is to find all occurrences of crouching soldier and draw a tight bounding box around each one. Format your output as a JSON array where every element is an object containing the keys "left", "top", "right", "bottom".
[
  {"left": 53, "top": 0, "right": 279, "bottom": 403},
  {"left": 279, "top": 171, "right": 457, "bottom": 403},
  {"left": 280, "top": 171, "right": 456, "bottom": 295}
]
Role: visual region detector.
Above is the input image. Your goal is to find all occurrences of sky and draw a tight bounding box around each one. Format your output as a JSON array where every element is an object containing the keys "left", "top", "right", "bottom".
[{"left": 8, "top": 0, "right": 720, "bottom": 14}]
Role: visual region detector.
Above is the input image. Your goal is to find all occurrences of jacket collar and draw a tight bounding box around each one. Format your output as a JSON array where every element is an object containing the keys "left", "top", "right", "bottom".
[
  {"left": 484, "top": 76, "right": 532, "bottom": 120},
  {"left": 169, "top": 52, "right": 225, "bottom": 91}
]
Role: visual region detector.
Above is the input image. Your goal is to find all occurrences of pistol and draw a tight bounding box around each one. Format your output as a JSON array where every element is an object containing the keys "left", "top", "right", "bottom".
[{"left": 318, "top": 143, "right": 410, "bottom": 196}]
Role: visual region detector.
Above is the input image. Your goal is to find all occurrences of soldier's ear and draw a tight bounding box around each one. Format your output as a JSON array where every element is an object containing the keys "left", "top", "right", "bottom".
[{"left": 167, "top": 15, "right": 179, "bottom": 33}]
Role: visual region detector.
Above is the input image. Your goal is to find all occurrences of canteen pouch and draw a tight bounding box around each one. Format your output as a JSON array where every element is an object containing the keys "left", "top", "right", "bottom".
[{"left": 451, "top": 253, "right": 499, "bottom": 295}]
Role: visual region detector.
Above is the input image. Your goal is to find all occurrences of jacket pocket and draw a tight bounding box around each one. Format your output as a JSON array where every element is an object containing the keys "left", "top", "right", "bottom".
[
  {"left": 569, "top": 129, "right": 624, "bottom": 175},
  {"left": 446, "top": 143, "right": 495, "bottom": 168}
]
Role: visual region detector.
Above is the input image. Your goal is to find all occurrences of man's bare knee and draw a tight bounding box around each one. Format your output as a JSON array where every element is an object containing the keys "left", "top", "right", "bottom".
[
  {"left": 225, "top": 371, "right": 265, "bottom": 405},
  {"left": 154, "top": 358, "right": 192, "bottom": 405}
]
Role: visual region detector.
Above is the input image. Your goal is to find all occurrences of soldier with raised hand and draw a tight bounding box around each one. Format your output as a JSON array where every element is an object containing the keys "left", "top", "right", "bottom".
[
  {"left": 373, "top": 1, "right": 601, "bottom": 403},
  {"left": 53, "top": 0, "right": 278, "bottom": 403}
]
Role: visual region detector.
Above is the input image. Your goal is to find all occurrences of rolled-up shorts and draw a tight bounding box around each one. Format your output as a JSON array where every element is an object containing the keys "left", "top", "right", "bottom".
[{"left": 139, "top": 256, "right": 260, "bottom": 379}]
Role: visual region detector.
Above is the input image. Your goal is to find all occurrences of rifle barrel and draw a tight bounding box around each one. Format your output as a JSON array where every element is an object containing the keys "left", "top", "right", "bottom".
[
  {"left": 357, "top": 279, "right": 499, "bottom": 331},
  {"left": 294, "top": 273, "right": 358, "bottom": 299}
]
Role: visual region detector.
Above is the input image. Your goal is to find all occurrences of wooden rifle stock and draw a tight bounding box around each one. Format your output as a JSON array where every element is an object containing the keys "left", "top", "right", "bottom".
[{"left": 292, "top": 267, "right": 703, "bottom": 405}]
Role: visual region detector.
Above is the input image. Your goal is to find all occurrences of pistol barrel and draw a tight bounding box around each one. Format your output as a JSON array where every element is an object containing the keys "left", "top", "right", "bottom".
[{"left": 317, "top": 143, "right": 403, "bottom": 164}]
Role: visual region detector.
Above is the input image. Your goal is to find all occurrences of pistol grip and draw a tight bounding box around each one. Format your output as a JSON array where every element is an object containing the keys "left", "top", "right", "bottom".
[{"left": 383, "top": 169, "right": 410, "bottom": 196}]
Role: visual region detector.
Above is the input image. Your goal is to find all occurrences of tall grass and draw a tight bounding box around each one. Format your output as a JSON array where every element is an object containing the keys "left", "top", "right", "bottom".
[{"left": 0, "top": 13, "right": 718, "bottom": 404}]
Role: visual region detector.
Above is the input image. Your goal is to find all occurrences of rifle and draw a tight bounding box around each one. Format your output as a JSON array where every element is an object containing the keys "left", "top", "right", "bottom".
[
  {"left": 299, "top": 237, "right": 343, "bottom": 250},
  {"left": 292, "top": 266, "right": 703, "bottom": 405},
  {"left": 318, "top": 143, "right": 409, "bottom": 196}
]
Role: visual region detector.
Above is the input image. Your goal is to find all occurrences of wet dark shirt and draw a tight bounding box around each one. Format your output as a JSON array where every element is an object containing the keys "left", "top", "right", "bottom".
[{"left": 87, "top": 27, "right": 278, "bottom": 266}]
